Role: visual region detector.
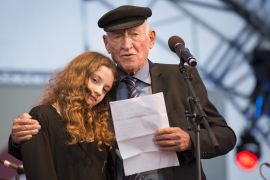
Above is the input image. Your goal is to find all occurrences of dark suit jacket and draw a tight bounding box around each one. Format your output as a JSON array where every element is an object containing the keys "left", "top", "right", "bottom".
[{"left": 109, "top": 61, "right": 236, "bottom": 180}]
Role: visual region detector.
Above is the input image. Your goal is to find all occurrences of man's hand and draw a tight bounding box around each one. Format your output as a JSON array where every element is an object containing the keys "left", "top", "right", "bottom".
[
  {"left": 11, "top": 113, "right": 41, "bottom": 144},
  {"left": 153, "top": 127, "right": 193, "bottom": 152}
]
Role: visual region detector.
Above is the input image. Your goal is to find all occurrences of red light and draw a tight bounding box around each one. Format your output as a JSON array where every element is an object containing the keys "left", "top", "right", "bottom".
[{"left": 236, "top": 151, "right": 258, "bottom": 171}]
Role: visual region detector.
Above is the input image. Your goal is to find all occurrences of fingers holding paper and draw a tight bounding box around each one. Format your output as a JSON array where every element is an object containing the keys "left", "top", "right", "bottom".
[{"left": 154, "top": 127, "right": 193, "bottom": 152}]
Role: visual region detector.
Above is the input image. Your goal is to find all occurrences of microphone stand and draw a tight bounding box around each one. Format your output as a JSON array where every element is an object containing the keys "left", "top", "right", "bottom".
[
  {"left": 178, "top": 61, "right": 219, "bottom": 180},
  {"left": 0, "top": 160, "right": 24, "bottom": 180},
  {"left": 15, "top": 166, "right": 24, "bottom": 180}
]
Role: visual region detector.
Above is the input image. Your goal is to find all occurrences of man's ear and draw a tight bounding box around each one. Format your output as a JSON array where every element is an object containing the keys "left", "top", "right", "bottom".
[
  {"left": 103, "top": 35, "right": 111, "bottom": 54},
  {"left": 148, "top": 29, "right": 156, "bottom": 49}
]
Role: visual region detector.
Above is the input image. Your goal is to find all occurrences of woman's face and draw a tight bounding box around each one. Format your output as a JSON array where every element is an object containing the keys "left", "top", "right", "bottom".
[{"left": 87, "top": 65, "right": 114, "bottom": 106}]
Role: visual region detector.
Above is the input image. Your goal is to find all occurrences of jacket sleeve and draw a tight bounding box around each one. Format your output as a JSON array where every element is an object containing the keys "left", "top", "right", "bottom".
[
  {"left": 187, "top": 67, "right": 236, "bottom": 159},
  {"left": 8, "top": 135, "right": 22, "bottom": 160}
]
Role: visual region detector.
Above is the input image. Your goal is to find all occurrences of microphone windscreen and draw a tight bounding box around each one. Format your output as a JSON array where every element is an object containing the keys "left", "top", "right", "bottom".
[{"left": 168, "top": 36, "right": 185, "bottom": 53}]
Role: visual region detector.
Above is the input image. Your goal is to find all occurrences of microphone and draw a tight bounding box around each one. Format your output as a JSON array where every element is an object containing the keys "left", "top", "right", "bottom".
[
  {"left": 0, "top": 159, "right": 24, "bottom": 174},
  {"left": 168, "top": 36, "right": 197, "bottom": 67}
]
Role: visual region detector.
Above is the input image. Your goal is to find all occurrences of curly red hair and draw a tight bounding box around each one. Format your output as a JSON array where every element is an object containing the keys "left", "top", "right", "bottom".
[{"left": 40, "top": 51, "right": 118, "bottom": 150}]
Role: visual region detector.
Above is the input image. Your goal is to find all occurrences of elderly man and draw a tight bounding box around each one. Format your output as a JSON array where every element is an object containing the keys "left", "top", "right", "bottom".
[{"left": 9, "top": 5, "right": 236, "bottom": 180}]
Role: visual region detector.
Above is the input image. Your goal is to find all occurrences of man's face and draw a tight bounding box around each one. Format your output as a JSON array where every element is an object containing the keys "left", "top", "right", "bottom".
[{"left": 103, "top": 21, "right": 156, "bottom": 75}]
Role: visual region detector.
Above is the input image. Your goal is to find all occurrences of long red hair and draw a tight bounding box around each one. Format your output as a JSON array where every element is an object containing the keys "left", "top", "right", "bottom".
[{"left": 40, "top": 51, "right": 118, "bottom": 150}]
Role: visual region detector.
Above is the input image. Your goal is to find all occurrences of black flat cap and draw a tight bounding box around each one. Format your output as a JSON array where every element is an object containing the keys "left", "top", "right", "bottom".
[{"left": 98, "top": 5, "right": 152, "bottom": 32}]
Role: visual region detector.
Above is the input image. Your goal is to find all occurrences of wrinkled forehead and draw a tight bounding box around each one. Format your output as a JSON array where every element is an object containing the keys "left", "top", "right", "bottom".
[{"left": 108, "top": 26, "right": 140, "bottom": 34}]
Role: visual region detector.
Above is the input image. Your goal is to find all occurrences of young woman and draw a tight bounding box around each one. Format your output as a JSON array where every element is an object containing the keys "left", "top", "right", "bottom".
[{"left": 21, "top": 51, "right": 118, "bottom": 180}]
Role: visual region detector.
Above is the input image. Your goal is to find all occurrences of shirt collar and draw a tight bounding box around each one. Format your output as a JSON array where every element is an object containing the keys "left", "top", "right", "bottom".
[{"left": 117, "top": 60, "right": 151, "bottom": 84}]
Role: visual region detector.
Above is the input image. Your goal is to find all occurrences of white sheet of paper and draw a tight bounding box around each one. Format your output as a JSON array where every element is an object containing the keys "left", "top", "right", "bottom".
[{"left": 109, "top": 92, "right": 180, "bottom": 176}]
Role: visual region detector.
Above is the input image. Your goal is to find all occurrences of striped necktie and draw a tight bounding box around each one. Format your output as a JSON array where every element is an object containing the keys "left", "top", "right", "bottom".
[
  {"left": 122, "top": 77, "right": 138, "bottom": 99},
  {"left": 122, "top": 76, "right": 141, "bottom": 180}
]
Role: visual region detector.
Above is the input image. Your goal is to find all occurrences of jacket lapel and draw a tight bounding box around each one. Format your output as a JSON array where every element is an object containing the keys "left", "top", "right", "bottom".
[
  {"left": 149, "top": 60, "right": 165, "bottom": 94},
  {"left": 110, "top": 81, "right": 118, "bottom": 101}
]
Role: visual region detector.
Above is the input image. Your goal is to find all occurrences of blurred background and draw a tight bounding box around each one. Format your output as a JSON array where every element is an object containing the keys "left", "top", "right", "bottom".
[{"left": 0, "top": 0, "right": 270, "bottom": 179}]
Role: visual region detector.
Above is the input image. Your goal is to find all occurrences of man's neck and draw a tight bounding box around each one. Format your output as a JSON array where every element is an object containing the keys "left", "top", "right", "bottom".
[{"left": 117, "top": 60, "right": 150, "bottom": 83}]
